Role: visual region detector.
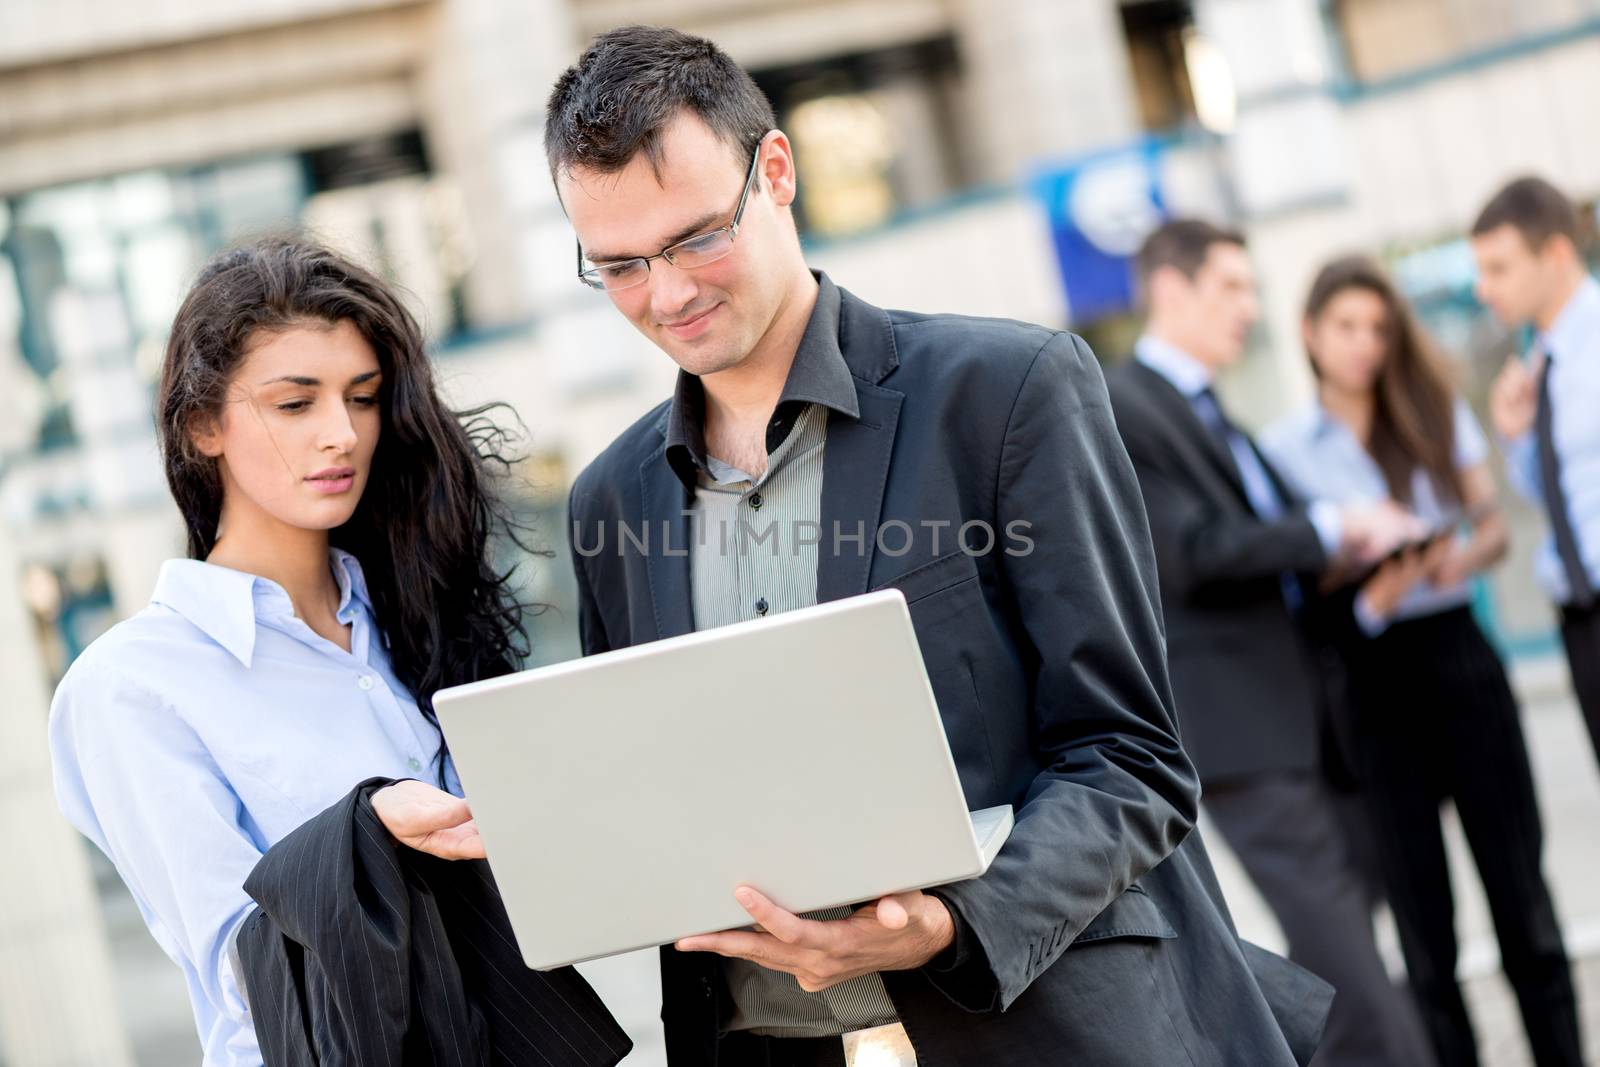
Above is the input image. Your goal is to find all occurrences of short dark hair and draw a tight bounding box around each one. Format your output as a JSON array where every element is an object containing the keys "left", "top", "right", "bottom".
[
  {"left": 544, "top": 25, "right": 776, "bottom": 181},
  {"left": 1471, "top": 176, "right": 1582, "bottom": 253},
  {"left": 1134, "top": 218, "right": 1246, "bottom": 290}
]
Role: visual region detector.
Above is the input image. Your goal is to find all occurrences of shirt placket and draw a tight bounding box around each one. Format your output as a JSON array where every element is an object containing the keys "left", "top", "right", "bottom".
[
  {"left": 734, "top": 415, "right": 805, "bottom": 622},
  {"left": 273, "top": 600, "right": 439, "bottom": 784},
  {"left": 741, "top": 478, "right": 775, "bottom": 621},
  {"left": 352, "top": 605, "right": 445, "bottom": 782}
]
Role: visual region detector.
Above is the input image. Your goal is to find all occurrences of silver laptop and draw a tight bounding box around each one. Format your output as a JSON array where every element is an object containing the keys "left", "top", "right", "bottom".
[{"left": 433, "top": 588, "right": 1013, "bottom": 971}]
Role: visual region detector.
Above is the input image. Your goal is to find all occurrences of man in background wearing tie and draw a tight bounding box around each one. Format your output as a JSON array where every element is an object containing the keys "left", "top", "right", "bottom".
[
  {"left": 1478, "top": 176, "right": 1600, "bottom": 773},
  {"left": 1106, "top": 219, "right": 1436, "bottom": 1067}
]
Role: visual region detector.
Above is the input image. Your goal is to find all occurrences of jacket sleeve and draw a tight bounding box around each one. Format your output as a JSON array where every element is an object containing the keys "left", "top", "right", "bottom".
[
  {"left": 924, "top": 332, "right": 1201, "bottom": 1011},
  {"left": 1118, "top": 416, "right": 1329, "bottom": 597},
  {"left": 238, "top": 778, "right": 411, "bottom": 1067}
]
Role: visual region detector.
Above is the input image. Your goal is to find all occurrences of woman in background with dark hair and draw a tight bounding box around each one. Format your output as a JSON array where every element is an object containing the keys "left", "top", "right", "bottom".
[
  {"left": 1262, "top": 256, "right": 1582, "bottom": 1067},
  {"left": 48, "top": 236, "right": 551, "bottom": 1066}
]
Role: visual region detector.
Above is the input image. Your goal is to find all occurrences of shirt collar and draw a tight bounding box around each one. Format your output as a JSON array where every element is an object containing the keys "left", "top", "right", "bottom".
[
  {"left": 150, "top": 548, "right": 374, "bottom": 668},
  {"left": 665, "top": 271, "right": 860, "bottom": 491},
  {"left": 1135, "top": 334, "right": 1215, "bottom": 398},
  {"left": 1540, "top": 275, "right": 1600, "bottom": 363},
  {"left": 330, "top": 547, "right": 371, "bottom": 622},
  {"left": 1309, "top": 402, "right": 1344, "bottom": 440}
]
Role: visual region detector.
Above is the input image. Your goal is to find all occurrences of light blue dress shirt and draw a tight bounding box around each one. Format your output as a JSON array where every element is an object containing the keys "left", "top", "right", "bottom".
[
  {"left": 1134, "top": 335, "right": 1344, "bottom": 553},
  {"left": 1261, "top": 397, "right": 1490, "bottom": 628},
  {"left": 1500, "top": 275, "right": 1600, "bottom": 605},
  {"left": 49, "top": 549, "right": 461, "bottom": 1067}
]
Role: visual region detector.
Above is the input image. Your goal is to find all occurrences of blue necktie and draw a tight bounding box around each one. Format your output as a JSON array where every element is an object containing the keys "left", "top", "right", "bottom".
[
  {"left": 1191, "top": 387, "right": 1302, "bottom": 612},
  {"left": 1191, "top": 388, "right": 1287, "bottom": 517},
  {"left": 1535, "top": 351, "right": 1595, "bottom": 609}
]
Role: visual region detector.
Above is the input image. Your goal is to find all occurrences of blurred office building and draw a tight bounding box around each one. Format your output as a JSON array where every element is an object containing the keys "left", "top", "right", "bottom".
[{"left": 3, "top": 0, "right": 1600, "bottom": 1062}]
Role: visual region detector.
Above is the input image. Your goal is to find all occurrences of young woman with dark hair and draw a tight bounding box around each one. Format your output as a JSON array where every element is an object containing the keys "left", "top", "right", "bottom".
[
  {"left": 1262, "top": 256, "right": 1582, "bottom": 1067},
  {"left": 48, "top": 236, "right": 537, "bottom": 1065}
]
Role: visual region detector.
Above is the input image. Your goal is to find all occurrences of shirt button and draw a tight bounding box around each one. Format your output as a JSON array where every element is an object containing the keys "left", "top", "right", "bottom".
[
  {"left": 357, "top": 675, "right": 375, "bottom": 691},
  {"left": 407, "top": 757, "right": 423, "bottom": 772},
  {"left": 754, "top": 597, "right": 769, "bottom": 616},
  {"left": 748, "top": 492, "right": 763, "bottom": 510}
]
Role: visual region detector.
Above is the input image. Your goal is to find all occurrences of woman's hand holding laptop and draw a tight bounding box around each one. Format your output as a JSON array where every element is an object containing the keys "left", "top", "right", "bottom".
[{"left": 372, "top": 779, "right": 487, "bottom": 860}]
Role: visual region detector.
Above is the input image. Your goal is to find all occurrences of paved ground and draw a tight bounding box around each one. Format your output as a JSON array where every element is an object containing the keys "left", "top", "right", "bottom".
[
  {"left": 1465, "top": 953, "right": 1600, "bottom": 1066},
  {"left": 104, "top": 654, "right": 1600, "bottom": 1065},
  {"left": 1205, "top": 652, "right": 1600, "bottom": 1067}
]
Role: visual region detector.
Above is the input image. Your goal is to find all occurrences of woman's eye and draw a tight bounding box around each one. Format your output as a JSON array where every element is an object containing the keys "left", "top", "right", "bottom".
[
  {"left": 275, "top": 400, "right": 310, "bottom": 413},
  {"left": 350, "top": 394, "right": 379, "bottom": 407}
]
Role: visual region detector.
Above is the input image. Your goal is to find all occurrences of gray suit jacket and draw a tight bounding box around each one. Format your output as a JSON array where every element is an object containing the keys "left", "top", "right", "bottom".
[{"left": 568, "top": 276, "right": 1330, "bottom": 1065}]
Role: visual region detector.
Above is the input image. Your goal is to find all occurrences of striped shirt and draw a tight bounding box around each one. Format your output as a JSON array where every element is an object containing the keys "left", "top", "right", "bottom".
[{"left": 670, "top": 278, "right": 900, "bottom": 1038}]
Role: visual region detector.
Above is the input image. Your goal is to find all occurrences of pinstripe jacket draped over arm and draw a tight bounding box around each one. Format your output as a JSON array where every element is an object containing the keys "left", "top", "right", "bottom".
[{"left": 237, "top": 778, "right": 631, "bottom": 1067}]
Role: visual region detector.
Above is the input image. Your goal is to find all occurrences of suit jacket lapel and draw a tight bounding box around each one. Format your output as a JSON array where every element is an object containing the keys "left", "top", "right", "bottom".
[
  {"left": 639, "top": 447, "right": 695, "bottom": 641},
  {"left": 1131, "top": 360, "right": 1252, "bottom": 506},
  {"left": 1251, "top": 435, "right": 1305, "bottom": 508},
  {"left": 817, "top": 383, "right": 903, "bottom": 603},
  {"left": 816, "top": 286, "right": 906, "bottom": 603}
]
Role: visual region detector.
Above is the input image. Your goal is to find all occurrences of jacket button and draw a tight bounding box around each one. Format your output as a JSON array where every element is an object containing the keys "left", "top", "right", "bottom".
[
  {"left": 754, "top": 598, "right": 769, "bottom": 616},
  {"left": 748, "top": 492, "right": 763, "bottom": 510}
]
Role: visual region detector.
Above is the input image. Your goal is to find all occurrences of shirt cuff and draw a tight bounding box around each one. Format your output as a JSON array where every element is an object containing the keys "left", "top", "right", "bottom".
[
  {"left": 1308, "top": 500, "right": 1343, "bottom": 556},
  {"left": 923, "top": 888, "right": 972, "bottom": 972},
  {"left": 221, "top": 907, "right": 257, "bottom": 1018},
  {"left": 1353, "top": 591, "right": 1391, "bottom": 638}
]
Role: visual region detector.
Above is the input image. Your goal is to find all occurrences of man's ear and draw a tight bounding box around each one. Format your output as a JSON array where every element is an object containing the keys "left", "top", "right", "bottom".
[
  {"left": 1147, "top": 264, "right": 1189, "bottom": 311},
  {"left": 190, "top": 413, "right": 224, "bottom": 459},
  {"left": 760, "top": 130, "right": 799, "bottom": 210},
  {"left": 1540, "top": 231, "right": 1581, "bottom": 272}
]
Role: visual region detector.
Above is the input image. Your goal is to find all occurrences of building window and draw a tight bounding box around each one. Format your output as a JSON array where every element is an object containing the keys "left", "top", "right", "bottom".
[
  {"left": 1120, "top": 0, "right": 1200, "bottom": 132},
  {"left": 1331, "top": 0, "right": 1593, "bottom": 85},
  {"left": 751, "top": 37, "right": 966, "bottom": 239}
]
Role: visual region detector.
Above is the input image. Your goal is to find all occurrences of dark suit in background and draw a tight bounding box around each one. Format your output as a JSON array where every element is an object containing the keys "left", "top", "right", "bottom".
[
  {"left": 569, "top": 278, "right": 1329, "bottom": 1065},
  {"left": 1107, "top": 354, "right": 1435, "bottom": 1067}
]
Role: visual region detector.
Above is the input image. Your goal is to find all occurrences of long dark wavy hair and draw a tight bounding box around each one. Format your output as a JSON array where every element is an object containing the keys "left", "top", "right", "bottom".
[
  {"left": 1303, "top": 255, "right": 1465, "bottom": 507},
  {"left": 157, "top": 235, "right": 532, "bottom": 782}
]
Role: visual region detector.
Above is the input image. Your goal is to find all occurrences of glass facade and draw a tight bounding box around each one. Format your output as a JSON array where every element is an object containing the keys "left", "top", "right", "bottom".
[{"left": 0, "top": 132, "right": 504, "bottom": 683}]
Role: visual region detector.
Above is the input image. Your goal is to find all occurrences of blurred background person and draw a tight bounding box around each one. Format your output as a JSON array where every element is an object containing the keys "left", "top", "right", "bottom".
[
  {"left": 1475, "top": 177, "right": 1600, "bottom": 775},
  {"left": 1262, "top": 255, "right": 1583, "bottom": 1067},
  {"left": 1106, "top": 219, "right": 1435, "bottom": 1067}
]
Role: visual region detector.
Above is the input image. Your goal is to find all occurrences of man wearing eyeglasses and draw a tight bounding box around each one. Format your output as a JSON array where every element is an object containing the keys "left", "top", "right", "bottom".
[{"left": 548, "top": 24, "right": 1330, "bottom": 1067}]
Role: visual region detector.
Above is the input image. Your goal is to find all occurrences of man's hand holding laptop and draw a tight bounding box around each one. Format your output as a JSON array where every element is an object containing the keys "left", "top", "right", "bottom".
[{"left": 676, "top": 886, "right": 955, "bottom": 992}]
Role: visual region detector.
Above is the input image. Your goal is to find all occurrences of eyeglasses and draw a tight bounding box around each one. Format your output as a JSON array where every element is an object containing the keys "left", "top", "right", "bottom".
[{"left": 576, "top": 135, "right": 768, "bottom": 293}]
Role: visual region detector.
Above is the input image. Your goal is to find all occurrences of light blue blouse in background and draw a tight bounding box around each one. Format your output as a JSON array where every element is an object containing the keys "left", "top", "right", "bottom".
[
  {"left": 49, "top": 549, "right": 461, "bottom": 1067},
  {"left": 1261, "top": 397, "right": 1489, "bottom": 626},
  {"left": 1501, "top": 275, "right": 1600, "bottom": 604}
]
